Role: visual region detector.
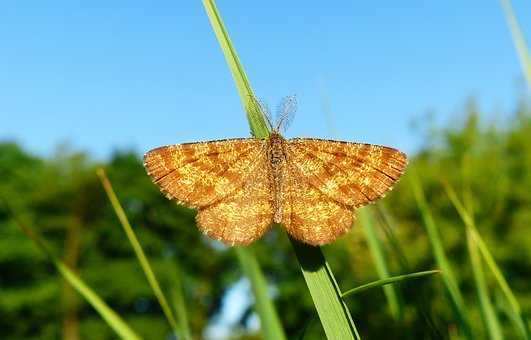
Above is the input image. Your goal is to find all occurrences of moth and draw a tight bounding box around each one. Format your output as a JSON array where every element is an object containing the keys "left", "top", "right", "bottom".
[{"left": 144, "top": 96, "right": 407, "bottom": 246}]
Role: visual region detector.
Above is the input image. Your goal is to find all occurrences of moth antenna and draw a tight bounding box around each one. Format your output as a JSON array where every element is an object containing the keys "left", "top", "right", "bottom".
[{"left": 276, "top": 95, "right": 297, "bottom": 132}]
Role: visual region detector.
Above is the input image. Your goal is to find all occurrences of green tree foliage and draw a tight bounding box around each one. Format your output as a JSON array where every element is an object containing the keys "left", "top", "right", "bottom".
[{"left": 0, "top": 98, "right": 530, "bottom": 339}]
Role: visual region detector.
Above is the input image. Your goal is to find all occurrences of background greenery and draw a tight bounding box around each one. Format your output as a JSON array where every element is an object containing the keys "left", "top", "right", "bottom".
[{"left": 0, "top": 96, "right": 530, "bottom": 339}]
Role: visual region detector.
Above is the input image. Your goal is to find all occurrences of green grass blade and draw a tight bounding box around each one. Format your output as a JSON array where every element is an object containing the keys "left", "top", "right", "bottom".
[
  {"left": 202, "top": 0, "right": 269, "bottom": 137},
  {"left": 500, "top": 0, "right": 531, "bottom": 87},
  {"left": 410, "top": 175, "right": 473, "bottom": 339},
  {"left": 358, "top": 207, "right": 402, "bottom": 320},
  {"left": 202, "top": 1, "right": 360, "bottom": 339},
  {"left": 466, "top": 227, "right": 504, "bottom": 340},
  {"left": 445, "top": 184, "right": 529, "bottom": 340},
  {"left": 97, "top": 169, "right": 179, "bottom": 334},
  {"left": 291, "top": 240, "right": 360, "bottom": 339},
  {"left": 171, "top": 286, "right": 192, "bottom": 340},
  {"left": 235, "top": 247, "right": 286, "bottom": 340},
  {"left": 169, "top": 260, "right": 192, "bottom": 340},
  {"left": 342, "top": 270, "right": 441, "bottom": 297},
  {"left": 10, "top": 214, "right": 142, "bottom": 340}
]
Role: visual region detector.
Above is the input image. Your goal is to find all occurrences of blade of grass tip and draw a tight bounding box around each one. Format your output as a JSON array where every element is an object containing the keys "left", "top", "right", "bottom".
[
  {"left": 358, "top": 207, "right": 402, "bottom": 320},
  {"left": 409, "top": 174, "right": 473, "bottom": 339},
  {"left": 342, "top": 270, "right": 441, "bottom": 297},
  {"left": 444, "top": 184, "right": 529, "bottom": 340},
  {"left": 4, "top": 207, "right": 142, "bottom": 340},
  {"left": 500, "top": 0, "right": 531, "bottom": 88},
  {"left": 97, "top": 169, "right": 178, "bottom": 335},
  {"left": 202, "top": 1, "right": 360, "bottom": 338},
  {"left": 202, "top": 0, "right": 269, "bottom": 137},
  {"left": 466, "top": 227, "right": 504, "bottom": 340}
]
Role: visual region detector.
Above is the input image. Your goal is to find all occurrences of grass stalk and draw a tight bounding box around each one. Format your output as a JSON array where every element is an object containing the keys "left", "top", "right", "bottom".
[
  {"left": 202, "top": 1, "right": 359, "bottom": 338},
  {"left": 358, "top": 207, "right": 402, "bottom": 320},
  {"left": 500, "top": 0, "right": 531, "bottom": 87},
  {"left": 445, "top": 184, "right": 529, "bottom": 339},
  {"left": 466, "top": 227, "right": 504, "bottom": 340},
  {"left": 97, "top": 169, "right": 179, "bottom": 335},
  {"left": 169, "top": 259, "right": 192, "bottom": 340},
  {"left": 235, "top": 247, "right": 287, "bottom": 340},
  {"left": 342, "top": 270, "right": 441, "bottom": 297},
  {"left": 7, "top": 207, "right": 142, "bottom": 340},
  {"left": 410, "top": 175, "right": 473, "bottom": 339}
]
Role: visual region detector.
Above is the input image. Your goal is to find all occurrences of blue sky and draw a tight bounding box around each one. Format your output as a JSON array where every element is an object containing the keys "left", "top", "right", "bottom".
[{"left": 1, "top": 1, "right": 529, "bottom": 159}]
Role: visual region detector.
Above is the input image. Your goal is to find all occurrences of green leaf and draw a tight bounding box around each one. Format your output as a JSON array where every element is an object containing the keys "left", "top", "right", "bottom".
[
  {"left": 342, "top": 270, "right": 441, "bottom": 297},
  {"left": 202, "top": 1, "right": 359, "bottom": 338},
  {"left": 97, "top": 169, "right": 179, "bottom": 336},
  {"left": 358, "top": 207, "right": 402, "bottom": 320}
]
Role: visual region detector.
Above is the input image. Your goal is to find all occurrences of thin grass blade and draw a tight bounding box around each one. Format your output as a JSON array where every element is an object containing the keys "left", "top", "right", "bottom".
[
  {"left": 445, "top": 184, "right": 529, "bottom": 339},
  {"left": 466, "top": 227, "right": 504, "bottom": 340},
  {"left": 169, "top": 260, "right": 192, "bottom": 340},
  {"left": 342, "top": 270, "right": 441, "bottom": 297},
  {"left": 358, "top": 207, "right": 402, "bottom": 320},
  {"left": 410, "top": 174, "right": 473, "bottom": 339},
  {"left": 235, "top": 247, "right": 286, "bottom": 340},
  {"left": 500, "top": 0, "right": 531, "bottom": 87},
  {"left": 9, "top": 212, "right": 142, "bottom": 340},
  {"left": 202, "top": 0, "right": 269, "bottom": 137},
  {"left": 97, "top": 169, "right": 178, "bottom": 334}
]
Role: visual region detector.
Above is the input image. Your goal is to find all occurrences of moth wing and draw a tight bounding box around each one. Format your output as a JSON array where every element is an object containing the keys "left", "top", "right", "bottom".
[
  {"left": 280, "top": 159, "right": 353, "bottom": 245},
  {"left": 196, "top": 148, "right": 274, "bottom": 245},
  {"left": 286, "top": 138, "right": 407, "bottom": 207},
  {"left": 144, "top": 138, "right": 265, "bottom": 208}
]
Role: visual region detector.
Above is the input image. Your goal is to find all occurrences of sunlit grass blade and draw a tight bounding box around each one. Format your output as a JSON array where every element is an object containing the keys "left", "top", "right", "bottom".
[
  {"left": 410, "top": 174, "right": 473, "bottom": 339},
  {"left": 202, "top": 0, "right": 359, "bottom": 338},
  {"left": 358, "top": 207, "right": 402, "bottom": 320},
  {"left": 202, "top": 0, "right": 269, "bottom": 137},
  {"left": 445, "top": 184, "right": 530, "bottom": 340},
  {"left": 342, "top": 270, "right": 441, "bottom": 297},
  {"left": 97, "top": 169, "right": 178, "bottom": 334},
  {"left": 7, "top": 210, "right": 142, "bottom": 340},
  {"left": 466, "top": 227, "right": 504, "bottom": 340},
  {"left": 500, "top": 0, "right": 531, "bottom": 87}
]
